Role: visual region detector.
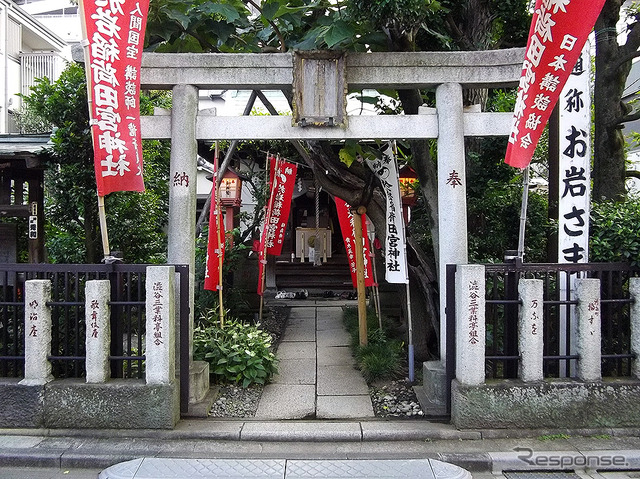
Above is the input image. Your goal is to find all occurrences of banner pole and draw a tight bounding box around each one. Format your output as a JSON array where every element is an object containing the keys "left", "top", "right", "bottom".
[
  {"left": 258, "top": 154, "right": 280, "bottom": 320},
  {"left": 406, "top": 281, "right": 414, "bottom": 382},
  {"left": 214, "top": 141, "right": 224, "bottom": 328},
  {"left": 370, "top": 245, "right": 382, "bottom": 330},
  {"left": 80, "top": 0, "right": 111, "bottom": 262},
  {"left": 517, "top": 166, "right": 530, "bottom": 262},
  {"left": 97, "top": 194, "right": 110, "bottom": 259},
  {"left": 353, "top": 206, "right": 368, "bottom": 347}
]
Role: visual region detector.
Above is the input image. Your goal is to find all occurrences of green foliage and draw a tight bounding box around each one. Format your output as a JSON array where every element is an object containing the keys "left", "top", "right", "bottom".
[
  {"left": 342, "top": 307, "right": 404, "bottom": 382},
  {"left": 13, "top": 99, "right": 53, "bottom": 134},
  {"left": 194, "top": 227, "right": 252, "bottom": 321},
  {"left": 590, "top": 198, "right": 640, "bottom": 266},
  {"left": 467, "top": 178, "right": 551, "bottom": 263},
  {"left": 20, "top": 62, "right": 170, "bottom": 264},
  {"left": 193, "top": 313, "right": 278, "bottom": 387}
]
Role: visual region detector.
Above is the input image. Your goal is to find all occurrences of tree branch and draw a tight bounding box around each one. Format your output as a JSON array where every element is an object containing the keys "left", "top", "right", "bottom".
[
  {"left": 620, "top": 16, "right": 640, "bottom": 58},
  {"left": 613, "top": 47, "right": 640, "bottom": 72},
  {"left": 620, "top": 107, "right": 640, "bottom": 124},
  {"left": 244, "top": 0, "right": 287, "bottom": 52}
]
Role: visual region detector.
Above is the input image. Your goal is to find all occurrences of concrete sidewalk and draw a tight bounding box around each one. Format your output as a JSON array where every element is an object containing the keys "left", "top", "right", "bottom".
[
  {"left": 256, "top": 300, "right": 373, "bottom": 419},
  {"left": 2, "top": 421, "right": 640, "bottom": 473},
  {"left": 3, "top": 301, "right": 640, "bottom": 477}
]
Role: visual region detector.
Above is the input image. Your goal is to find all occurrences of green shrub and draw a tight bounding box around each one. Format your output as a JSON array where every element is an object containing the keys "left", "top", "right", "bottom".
[
  {"left": 590, "top": 198, "right": 640, "bottom": 266},
  {"left": 356, "top": 339, "right": 404, "bottom": 382},
  {"left": 193, "top": 313, "right": 278, "bottom": 387},
  {"left": 342, "top": 307, "right": 404, "bottom": 382}
]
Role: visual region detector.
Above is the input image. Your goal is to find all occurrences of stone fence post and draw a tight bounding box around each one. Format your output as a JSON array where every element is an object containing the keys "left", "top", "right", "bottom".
[
  {"left": 85, "top": 280, "right": 111, "bottom": 383},
  {"left": 575, "top": 278, "right": 601, "bottom": 381},
  {"left": 630, "top": 277, "right": 640, "bottom": 379},
  {"left": 20, "top": 280, "right": 53, "bottom": 386},
  {"left": 146, "top": 266, "right": 176, "bottom": 385},
  {"left": 455, "top": 264, "right": 485, "bottom": 385},
  {"left": 518, "top": 279, "right": 544, "bottom": 382}
]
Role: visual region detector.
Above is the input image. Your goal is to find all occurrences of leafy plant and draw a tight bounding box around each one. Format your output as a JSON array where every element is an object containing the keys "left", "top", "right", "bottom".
[
  {"left": 193, "top": 312, "right": 278, "bottom": 387},
  {"left": 343, "top": 307, "right": 404, "bottom": 382},
  {"left": 19, "top": 62, "right": 170, "bottom": 264},
  {"left": 590, "top": 198, "right": 640, "bottom": 266}
]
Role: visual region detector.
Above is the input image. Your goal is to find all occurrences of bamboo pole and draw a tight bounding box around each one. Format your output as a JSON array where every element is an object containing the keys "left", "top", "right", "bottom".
[
  {"left": 214, "top": 142, "right": 225, "bottom": 328},
  {"left": 353, "top": 206, "right": 368, "bottom": 346},
  {"left": 370, "top": 244, "right": 382, "bottom": 330},
  {"left": 259, "top": 154, "right": 281, "bottom": 321},
  {"left": 79, "top": 0, "right": 111, "bottom": 262},
  {"left": 406, "top": 282, "right": 414, "bottom": 382}
]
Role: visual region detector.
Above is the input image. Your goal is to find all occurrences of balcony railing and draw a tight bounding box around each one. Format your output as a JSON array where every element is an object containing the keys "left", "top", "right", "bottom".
[{"left": 20, "top": 52, "right": 65, "bottom": 96}]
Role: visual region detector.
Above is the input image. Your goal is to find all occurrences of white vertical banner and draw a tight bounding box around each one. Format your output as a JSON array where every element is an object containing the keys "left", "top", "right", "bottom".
[
  {"left": 365, "top": 145, "right": 408, "bottom": 284},
  {"left": 558, "top": 39, "right": 591, "bottom": 263},
  {"left": 557, "top": 39, "right": 591, "bottom": 377}
]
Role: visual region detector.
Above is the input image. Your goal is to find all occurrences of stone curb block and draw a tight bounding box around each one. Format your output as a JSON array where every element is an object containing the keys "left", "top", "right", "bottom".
[
  {"left": 240, "top": 423, "right": 362, "bottom": 442},
  {"left": 60, "top": 453, "right": 138, "bottom": 470},
  {"left": 436, "top": 453, "right": 493, "bottom": 473},
  {"left": 0, "top": 450, "right": 62, "bottom": 468}
]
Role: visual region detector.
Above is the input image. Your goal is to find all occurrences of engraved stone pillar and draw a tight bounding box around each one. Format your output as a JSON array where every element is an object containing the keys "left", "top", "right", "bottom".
[
  {"left": 85, "top": 280, "right": 111, "bottom": 383},
  {"left": 455, "top": 265, "right": 485, "bottom": 385},
  {"left": 436, "top": 83, "right": 468, "bottom": 363},
  {"left": 575, "top": 278, "right": 601, "bottom": 381},
  {"left": 146, "top": 266, "right": 176, "bottom": 385},
  {"left": 518, "top": 279, "right": 544, "bottom": 382},
  {"left": 20, "top": 280, "right": 53, "bottom": 385},
  {"left": 168, "top": 84, "right": 198, "bottom": 363},
  {"left": 630, "top": 277, "right": 640, "bottom": 379}
]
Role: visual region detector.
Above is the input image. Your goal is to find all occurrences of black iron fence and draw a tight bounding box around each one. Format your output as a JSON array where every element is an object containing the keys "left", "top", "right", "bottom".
[
  {"left": 0, "top": 263, "right": 188, "bottom": 381},
  {"left": 481, "top": 262, "right": 639, "bottom": 379}
]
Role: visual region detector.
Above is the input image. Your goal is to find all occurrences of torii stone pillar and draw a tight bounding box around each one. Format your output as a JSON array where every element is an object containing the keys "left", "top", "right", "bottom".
[
  {"left": 436, "top": 83, "right": 468, "bottom": 359},
  {"left": 168, "top": 84, "right": 209, "bottom": 403}
]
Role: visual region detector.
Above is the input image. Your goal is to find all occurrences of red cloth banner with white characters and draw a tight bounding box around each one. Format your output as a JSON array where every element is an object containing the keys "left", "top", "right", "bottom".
[
  {"left": 266, "top": 157, "right": 297, "bottom": 256},
  {"left": 204, "top": 181, "right": 225, "bottom": 291},
  {"left": 80, "top": 0, "right": 149, "bottom": 196},
  {"left": 335, "top": 198, "right": 374, "bottom": 288},
  {"left": 505, "top": 0, "right": 606, "bottom": 169}
]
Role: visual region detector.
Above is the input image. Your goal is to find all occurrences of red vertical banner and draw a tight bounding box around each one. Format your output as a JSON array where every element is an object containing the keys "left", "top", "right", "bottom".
[
  {"left": 81, "top": 0, "right": 149, "bottom": 196},
  {"left": 266, "top": 157, "right": 297, "bottom": 256},
  {"left": 335, "top": 198, "right": 374, "bottom": 288},
  {"left": 204, "top": 183, "right": 225, "bottom": 291},
  {"left": 505, "top": 0, "right": 606, "bottom": 169},
  {"left": 257, "top": 156, "right": 278, "bottom": 296}
]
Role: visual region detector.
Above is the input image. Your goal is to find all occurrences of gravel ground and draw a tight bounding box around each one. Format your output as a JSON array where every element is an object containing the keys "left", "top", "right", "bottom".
[
  {"left": 209, "top": 384, "right": 263, "bottom": 418},
  {"left": 369, "top": 379, "right": 425, "bottom": 418},
  {"left": 209, "top": 379, "right": 425, "bottom": 419}
]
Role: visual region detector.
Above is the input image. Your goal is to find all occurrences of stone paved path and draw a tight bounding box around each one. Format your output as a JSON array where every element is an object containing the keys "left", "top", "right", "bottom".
[{"left": 255, "top": 301, "right": 374, "bottom": 419}]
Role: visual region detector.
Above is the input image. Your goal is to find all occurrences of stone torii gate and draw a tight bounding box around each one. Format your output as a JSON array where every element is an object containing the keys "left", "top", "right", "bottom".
[{"left": 139, "top": 48, "right": 524, "bottom": 406}]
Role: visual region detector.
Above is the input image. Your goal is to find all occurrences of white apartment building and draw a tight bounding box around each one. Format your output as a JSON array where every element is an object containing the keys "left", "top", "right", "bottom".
[{"left": 0, "top": 0, "right": 67, "bottom": 134}]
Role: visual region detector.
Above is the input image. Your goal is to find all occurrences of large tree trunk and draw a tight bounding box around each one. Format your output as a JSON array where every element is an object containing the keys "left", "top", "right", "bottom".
[
  {"left": 594, "top": 0, "right": 640, "bottom": 201},
  {"left": 594, "top": 0, "right": 630, "bottom": 201}
]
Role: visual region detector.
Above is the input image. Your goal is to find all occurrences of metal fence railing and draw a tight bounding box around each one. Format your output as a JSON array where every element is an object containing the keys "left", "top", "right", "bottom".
[
  {"left": 482, "top": 262, "right": 639, "bottom": 379},
  {"left": 0, "top": 263, "right": 188, "bottom": 381}
]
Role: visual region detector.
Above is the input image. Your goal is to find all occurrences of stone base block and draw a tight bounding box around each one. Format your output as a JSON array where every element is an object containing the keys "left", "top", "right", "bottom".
[
  {"left": 0, "top": 378, "right": 45, "bottom": 428},
  {"left": 414, "top": 361, "right": 447, "bottom": 416},
  {"left": 189, "top": 360, "right": 210, "bottom": 403},
  {"left": 452, "top": 378, "right": 640, "bottom": 429},
  {"left": 43, "top": 378, "right": 179, "bottom": 429}
]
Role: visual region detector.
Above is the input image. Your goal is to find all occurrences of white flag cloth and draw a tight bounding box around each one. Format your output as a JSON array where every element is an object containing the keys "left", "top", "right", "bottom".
[{"left": 365, "top": 145, "right": 409, "bottom": 284}]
